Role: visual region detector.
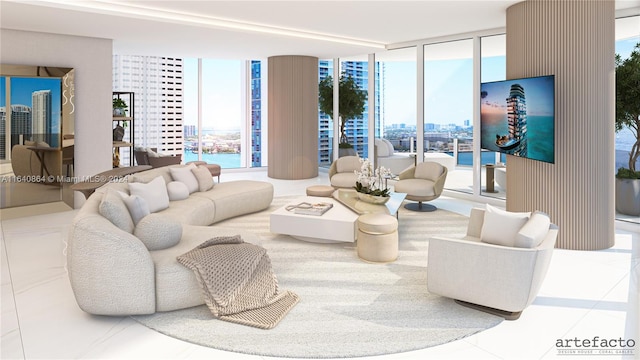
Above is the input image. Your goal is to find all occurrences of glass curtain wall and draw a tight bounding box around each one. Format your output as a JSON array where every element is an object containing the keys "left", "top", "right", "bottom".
[
  {"left": 615, "top": 15, "right": 640, "bottom": 224},
  {"left": 480, "top": 34, "right": 507, "bottom": 199},
  {"left": 340, "top": 55, "right": 371, "bottom": 159},
  {"left": 184, "top": 59, "right": 268, "bottom": 169},
  {"left": 374, "top": 47, "right": 417, "bottom": 174},
  {"left": 318, "top": 59, "right": 334, "bottom": 167},
  {"left": 423, "top": 39, "right": 474, "bottom": 194}
]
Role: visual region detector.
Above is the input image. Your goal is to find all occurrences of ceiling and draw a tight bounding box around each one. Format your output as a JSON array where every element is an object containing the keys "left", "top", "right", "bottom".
[{"left": 1, "top": 0, "right": 639, "bottom": 59}]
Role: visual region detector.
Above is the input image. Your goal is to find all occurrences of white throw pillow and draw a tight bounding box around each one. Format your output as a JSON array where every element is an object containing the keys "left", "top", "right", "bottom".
[
  {"left": 134, "top": 214, "right": 182, "bottom": 251},
  {"left": 515, "top": 211, "right": 551, "bottom": 248},
  {"left": 98, "top": 188, "right": 134, "bottom": 233},
  {"left": 166, "top": 181, "right": 189, "bottom": 201},
  {"left": 191, "top": 165, "right": 214, "bottom": 192},
  {"left": 169, "top": 164, "right": 199, "bottom": 194},
  {"left": 128, "top": 176, "right": 170, "bottom": 213},
  {"left": 480, "top": 204, "right": 531, "bottom": 247},
  {"left": 119, "top": 192, "right": 150, "bottom": 225}
]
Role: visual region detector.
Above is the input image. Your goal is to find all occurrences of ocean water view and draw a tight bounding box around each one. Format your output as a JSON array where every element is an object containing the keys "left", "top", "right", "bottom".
[{"left": 183, "top": 152, "right": 242, "bottom": 168}]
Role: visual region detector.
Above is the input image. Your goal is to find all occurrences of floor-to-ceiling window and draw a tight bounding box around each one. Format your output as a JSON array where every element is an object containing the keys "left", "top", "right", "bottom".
[
  {"left": 480, "top": 34, "right": 507, "bottom": 199},
  {"left": 374, "top": 47, "right": 417, "bottom": 174},
  {"left": 183, "top": 58, "right": 267, "bottom": 169},
  {"left": 424, "top": 39, "right": 474, "bottom": 194},
  {"left": 615, "top": 15, "right": 640, "bottom": 224},
  {"left": 318, "top": 59, "right": 334, "bottom": 167}
]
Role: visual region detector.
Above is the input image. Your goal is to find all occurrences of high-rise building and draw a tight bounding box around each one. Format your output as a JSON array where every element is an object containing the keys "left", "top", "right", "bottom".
[
  {"left": 32, "top": 90, "right": 51, "bottom": 143},
  {"left": 318, "top": 60, "right": 382, "bottom": 165},
  {"left": 183, "top": 124, "right": 196, "bottom": 138},
  {"left": 113, "top": 55, "right": 184, "bottom": 161},
  {"left": 0, "top": 104, "right": 32, "bottom": 159},
  {"left": 250, "top": 60, "right": 262, "bottom": 167}
]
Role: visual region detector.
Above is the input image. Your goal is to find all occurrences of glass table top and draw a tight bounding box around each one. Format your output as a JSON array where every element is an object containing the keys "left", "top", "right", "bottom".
[{"left": 332, "top": 189, "right": 407, "bottom": 216}]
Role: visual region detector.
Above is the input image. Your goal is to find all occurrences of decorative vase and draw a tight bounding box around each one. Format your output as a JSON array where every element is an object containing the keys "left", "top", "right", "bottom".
[
  {"left": 113, "top": 125, "right": 125, "bottom": 141},
  {"left": 113, "top": 108, "right": 126, "bottom": 116},
  {"left": 357, "top": 192, "right": 390, "bottom": 205}
]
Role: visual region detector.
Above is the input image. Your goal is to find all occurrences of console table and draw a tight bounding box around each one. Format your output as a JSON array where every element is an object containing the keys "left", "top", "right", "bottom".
[{"left": 71, "top": 165, "right": 152, "bottom": 199}]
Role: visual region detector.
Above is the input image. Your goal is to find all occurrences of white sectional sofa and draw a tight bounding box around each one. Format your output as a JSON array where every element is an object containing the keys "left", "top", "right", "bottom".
[{"left": 67, "top": 165, "right": 273, "bottom": 316}]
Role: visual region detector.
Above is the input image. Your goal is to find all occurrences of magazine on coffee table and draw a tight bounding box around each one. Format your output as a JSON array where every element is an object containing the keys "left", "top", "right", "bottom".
[{"left": 285, "top": 202, "right": 333, "bottom": 216}]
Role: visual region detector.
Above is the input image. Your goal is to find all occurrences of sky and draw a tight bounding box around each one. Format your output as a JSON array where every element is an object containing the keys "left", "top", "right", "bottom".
[{"left": 0, "top": 77, "right": 62, "bottom": 127}]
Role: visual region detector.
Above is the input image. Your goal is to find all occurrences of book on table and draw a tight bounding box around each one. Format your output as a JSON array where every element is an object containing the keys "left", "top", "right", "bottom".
[{"left": 286, "top": 202, "right": 333, "bottom": 216}]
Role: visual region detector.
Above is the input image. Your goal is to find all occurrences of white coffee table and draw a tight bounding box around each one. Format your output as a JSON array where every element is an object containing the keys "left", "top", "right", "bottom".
[
  {"left": 269, "top": 190, "right": 406, "bottom": 244},
  {"left": 270, "top": 196, "right": 358, "bottom": 243}
]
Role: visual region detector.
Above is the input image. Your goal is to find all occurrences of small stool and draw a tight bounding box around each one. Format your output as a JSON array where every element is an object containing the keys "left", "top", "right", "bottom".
[
  {"left": 356, "top": 213, "right": 399, "bottom": 263},
  {"left": 187, "top": 161, "right": 221, "bottom": 182},
  {"left": 306, "top": 185, "right": 335, "bottom": 197}
]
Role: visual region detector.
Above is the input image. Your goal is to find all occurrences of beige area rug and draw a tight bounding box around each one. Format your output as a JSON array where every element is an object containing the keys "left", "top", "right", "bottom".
[{"left": 132, "top": 196, "right": 503, "bottom": 358}]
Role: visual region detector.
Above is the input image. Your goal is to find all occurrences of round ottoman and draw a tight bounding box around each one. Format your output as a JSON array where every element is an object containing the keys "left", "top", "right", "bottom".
[
  {"left": 306, "top": 185, "right": 335, "bottom": 197},
  {"left": 356, "top": 213, "right": 399, "bottom": 263}
]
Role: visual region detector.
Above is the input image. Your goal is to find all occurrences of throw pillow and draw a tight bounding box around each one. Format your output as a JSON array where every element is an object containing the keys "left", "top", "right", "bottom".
[
  {"left": 169, "top": 163, "right": 199, "bottom": 194},
  {"left": 166, "top": 181, "right": 190, "bottom": 201},
  {"left": 480, "top": 204, "right": 531, "bottom": 247},
  {"left": 515, "top": 211, "right": 551, "bottom": 248},
  {"left": 191, "top": 165, "right": 214, "bottom": 192},
  {"left": 119, "top": 192, "right": 150, "bottom": 225},
  {"left": 128, "top": 176, "right": 170, "bottom": 213},
  {"left": 98, "top": 188, "right": 134, "bottom": 233},
  {"left": 134, "top": 213, "right": 182, "bottom": 251}
]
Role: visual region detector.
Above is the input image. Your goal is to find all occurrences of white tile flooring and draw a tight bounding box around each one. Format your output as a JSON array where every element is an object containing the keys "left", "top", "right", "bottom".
[{"left": 1, "top": 169, "right": 638, "bottom": 360}]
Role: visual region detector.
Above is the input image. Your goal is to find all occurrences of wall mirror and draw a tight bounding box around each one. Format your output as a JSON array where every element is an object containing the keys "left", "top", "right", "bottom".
[{"left": 0, "top": 64, "right": 75, "bottom": 209}]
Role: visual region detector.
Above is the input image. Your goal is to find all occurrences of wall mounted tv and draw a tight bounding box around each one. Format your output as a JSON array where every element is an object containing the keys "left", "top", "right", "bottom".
[{"left": 480, "top": 75, "right": 555, "bottom": 164}]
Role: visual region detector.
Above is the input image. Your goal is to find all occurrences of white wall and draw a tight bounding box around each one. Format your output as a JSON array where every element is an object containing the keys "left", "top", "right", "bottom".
[{"left": 1, "top": 29, "right": 112, "bottom": 207}]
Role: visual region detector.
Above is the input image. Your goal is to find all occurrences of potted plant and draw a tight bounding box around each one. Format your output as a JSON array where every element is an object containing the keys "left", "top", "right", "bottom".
[
  {"left": 319, "top": 73, "right": 367, "bottom": 156},
  {"left": 615, "top": 43, "right": 640, "bottom": 216},
  {"left": 354, "top": 158, "right": 392, "bottom": 204},
  {"left": 113, "top": 98, "right": 128, "bottom": 117}
]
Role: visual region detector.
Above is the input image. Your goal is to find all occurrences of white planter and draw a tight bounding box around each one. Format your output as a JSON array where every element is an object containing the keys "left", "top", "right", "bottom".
[{"left": 615, "top": 178, "right": 640, "bottom": 216}]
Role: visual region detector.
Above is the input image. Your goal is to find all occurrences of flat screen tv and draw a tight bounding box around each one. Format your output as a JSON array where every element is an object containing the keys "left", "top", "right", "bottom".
[{"left": 480, "top": 75, "right": 555, "bottom": 164}]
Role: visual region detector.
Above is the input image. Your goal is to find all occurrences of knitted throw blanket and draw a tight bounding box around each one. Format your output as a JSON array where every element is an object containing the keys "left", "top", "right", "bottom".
[{"left": 177, "top": 235, "right": 299, "bottom": 329}]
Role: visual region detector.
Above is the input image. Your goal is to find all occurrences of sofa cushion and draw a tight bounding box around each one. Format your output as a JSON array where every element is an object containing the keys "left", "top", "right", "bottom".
[
  {"left": 128, "top": 176, "right": 170, "bottom": 213},
  {"left": 166, "top": 181, "right": 190, "bottom": 201},
  {"left": 480, "top": 204, "right": 530, "bottom": 247},
  {"left": 134, "top": 214, "right": 182, "bottom": 251},
  {"left": 375, "top": 138, "right": 390, "bottom": 157},
  {"left": 170, "top": 163, "right": 198, "bottom": 194},
  {"left": 336, "top": 156, "right": 361, "bottom": 173},
  {"left": 120, "top": 192, "right": 150, "bottom": 225},
  {"left": 415, "top": 162, "right": 444, "bottom": 182},
  {"left": 191, "top": 180, "right": 273, "bottom": 224},
  {"left": 515, "top": 211, "right": 551, "bottom": 248},
  {"left": 98, "top": 188, "right": 134, "bottom": 233},
  {"left": 130, "top": 166, "right": 174, "bottom": 185},
  {"left": 192, "top": 165, "right": 214, "bottom": 192}
]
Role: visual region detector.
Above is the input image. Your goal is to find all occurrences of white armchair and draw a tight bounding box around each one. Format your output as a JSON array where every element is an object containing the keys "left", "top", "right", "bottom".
[
  {"left": 329, "top": 156, "right": 360, "bottom": 189},
  {"left": 394, "top": 162, "right": 447, "bottom": 212},
  {"left": 427, "top": 207, "right": 558, "bottom": 320}
]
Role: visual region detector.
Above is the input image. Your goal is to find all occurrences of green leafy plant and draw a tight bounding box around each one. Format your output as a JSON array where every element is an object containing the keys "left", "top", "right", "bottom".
[
  {"left": 615, "top": 43, "right": 640, "bottom": 175},
  {"left": 319, "top": 73, "right": 367, "bottom": 148},
  {"left": 112, "top": 98, "right": 128, "bottom": 110},
  {"left": 616, "top": 167, "right": 640, "bottom": 180}
]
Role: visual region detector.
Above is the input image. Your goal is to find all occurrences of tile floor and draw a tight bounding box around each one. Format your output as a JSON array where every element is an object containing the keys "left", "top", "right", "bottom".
[{"left": 1, "top": 170, "right": 638, "bottom": 360}]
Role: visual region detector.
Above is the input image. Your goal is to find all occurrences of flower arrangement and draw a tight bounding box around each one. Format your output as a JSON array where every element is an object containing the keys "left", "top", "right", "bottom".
[{"left": 353, "top": 158, "right": 392, "bottom": 197}]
